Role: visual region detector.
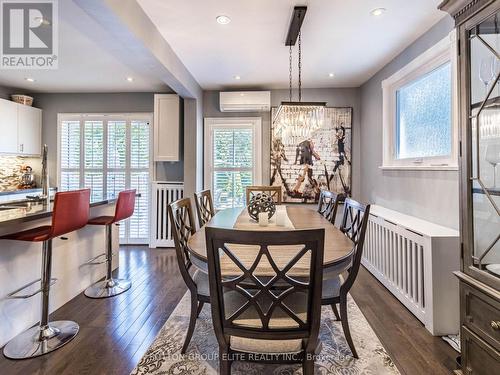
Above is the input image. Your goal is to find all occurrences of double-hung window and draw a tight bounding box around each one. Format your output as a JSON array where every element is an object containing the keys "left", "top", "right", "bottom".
[
  {"left": 382, "top": 30, "right": 458, "bottom": 170},
  {"left": 58, "top": 113, "right": 152, "bottom": 244},
  {"left": 204, "top": 117, "right": 262, "bottom": 209}
]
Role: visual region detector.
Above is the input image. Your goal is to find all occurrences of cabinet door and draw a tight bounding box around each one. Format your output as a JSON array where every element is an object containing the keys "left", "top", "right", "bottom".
[
  {"left": 154, "top": 94, "right": 180, "bottom": 161},
  {"left": 17, "top": 104, "right": 42, "bottom": 156},
  {"left": 0, "top": 99, "right": 19, "bottom": 153}
]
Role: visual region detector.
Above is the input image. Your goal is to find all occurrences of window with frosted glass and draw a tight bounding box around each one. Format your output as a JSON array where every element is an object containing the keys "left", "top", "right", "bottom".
[{"left": 396, "top": 62, "right": 452, "bottom": 159}]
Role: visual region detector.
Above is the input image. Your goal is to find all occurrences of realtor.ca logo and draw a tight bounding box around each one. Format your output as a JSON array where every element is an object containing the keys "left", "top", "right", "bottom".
[{"left": 0, "top": 0, "right": 58, "bottom": 69}]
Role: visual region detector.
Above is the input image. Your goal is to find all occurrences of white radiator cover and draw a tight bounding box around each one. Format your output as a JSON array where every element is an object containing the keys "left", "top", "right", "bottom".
[
  {"left": 362, "top": 205, "right": 460, "bottom": 336},
  {"left": 150, "top": 181, "right": 184, "bottom": 248}
]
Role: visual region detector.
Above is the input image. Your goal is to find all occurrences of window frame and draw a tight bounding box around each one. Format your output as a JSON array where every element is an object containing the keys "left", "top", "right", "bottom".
[
  {"left": 204, "top": 117, "right": 262, "bottom": 208},
  {"left": 57, "top": 112, "right": 153, "bottom": 244},
  {"left": 381, "top": 30, "right": 459, "bottom": 170}
]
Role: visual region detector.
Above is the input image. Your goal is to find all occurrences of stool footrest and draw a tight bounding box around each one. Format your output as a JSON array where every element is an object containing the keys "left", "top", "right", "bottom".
[
  {"left": 7, "top": 278, "right": 57, "bottom": 299},
  {"left": 84, "top": 252, "right": 114, "bottom": 266}
]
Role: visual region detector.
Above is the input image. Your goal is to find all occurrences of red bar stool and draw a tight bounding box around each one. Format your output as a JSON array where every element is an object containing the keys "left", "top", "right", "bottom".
[
  {"left": 1, "top": 189, "right": 90, "bottom": 359},
  {"left": 84, "top": 189, "right": 136, "bottom": 299}
]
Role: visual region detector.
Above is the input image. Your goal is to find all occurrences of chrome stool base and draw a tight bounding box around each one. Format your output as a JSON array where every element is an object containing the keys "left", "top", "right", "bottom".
[
  {"left": 3, "top": 320, "right": 79, "bottom": 359},
  {"left": 84, "top": 278, "right": 131, "bottom": 298}
]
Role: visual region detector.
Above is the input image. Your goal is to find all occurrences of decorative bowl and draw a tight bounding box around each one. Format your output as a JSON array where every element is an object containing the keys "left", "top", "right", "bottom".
[{"left": 247, "top": 193, "right": 276, "bottom": 221}]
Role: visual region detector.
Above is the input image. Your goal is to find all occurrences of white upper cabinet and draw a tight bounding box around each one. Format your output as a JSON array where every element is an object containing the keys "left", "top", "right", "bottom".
[
  {"left": 154, "top": 94, "right": 180, "bottom": 162},
  {"left": 0, "top": 98, "right": 42, "bottom": 156},
  {"left": 17, "top": 105, "right": 42, "bottom": 156},
  {"left": 0, "top": 99, "right": 19, "bottom": 154}
]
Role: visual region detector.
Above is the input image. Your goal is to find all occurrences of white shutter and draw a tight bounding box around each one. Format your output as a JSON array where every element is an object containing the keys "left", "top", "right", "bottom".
[
  {"left": 58, "top": 114, "right": 152, "bottom": 244},
  {"left": 211, "top": 127, "right": 254, "bottom": 209}
]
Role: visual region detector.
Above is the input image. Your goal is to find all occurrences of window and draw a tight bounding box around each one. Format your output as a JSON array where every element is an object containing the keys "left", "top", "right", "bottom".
[
  {"left": 204, "top": 117, "right": 262, "bottom": 209},
  {"left": 58, "top": 113, "right": 152, "bottom": 244},
  {"left": 382, "top": 31, "right": 458, "bottom": 170}
]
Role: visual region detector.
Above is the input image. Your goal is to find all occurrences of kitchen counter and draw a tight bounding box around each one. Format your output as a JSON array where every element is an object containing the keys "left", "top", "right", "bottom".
[
  {"left": 0, "top": 188, "right": 48, "bottom": 196},
  {"left": 0, "top": 197, "right": 119, "bottom": 347},
  {"left": 0, "top": 198, "right": 117, "bottom": 226}
]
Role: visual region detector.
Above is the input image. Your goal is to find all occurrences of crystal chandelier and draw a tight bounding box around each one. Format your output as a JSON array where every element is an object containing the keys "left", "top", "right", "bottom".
[{"left": 273, "top": 11, "right": 326, "bottom": 145}]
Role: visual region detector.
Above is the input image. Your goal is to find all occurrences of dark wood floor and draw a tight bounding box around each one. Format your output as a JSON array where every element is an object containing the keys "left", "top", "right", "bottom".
[{"left": 0, "top": 246, "right": 457, "bottom": 375}]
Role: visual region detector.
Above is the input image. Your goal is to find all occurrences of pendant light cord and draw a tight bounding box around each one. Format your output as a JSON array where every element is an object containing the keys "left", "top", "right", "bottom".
[
  {"left": 298, "top": 31, "right": 302, "bottom": 102},
  {"left": 289, "top": 44, "right": 293, "bottom": 102}
]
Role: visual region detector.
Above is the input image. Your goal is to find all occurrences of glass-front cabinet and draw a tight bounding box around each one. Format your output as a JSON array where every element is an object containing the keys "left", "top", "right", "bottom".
[
  {"left": 465, "top": 4, "right": 500, "bottom": 289},
  {"left": 440, "top": 0, "right": 500, "bottom": 373}
]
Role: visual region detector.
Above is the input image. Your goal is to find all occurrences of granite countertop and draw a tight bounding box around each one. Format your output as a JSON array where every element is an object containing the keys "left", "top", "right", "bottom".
[
  {"left": 0, "top": 187, "right": 57, "bottom": 196},
  {"left": 0, "top": 198, "right": 117, "bottom": 226}
]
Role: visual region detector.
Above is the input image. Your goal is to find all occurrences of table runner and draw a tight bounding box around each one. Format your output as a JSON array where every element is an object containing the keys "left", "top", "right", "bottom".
[{"left": 233, "top": 205, "right": 294, "bottom": 230}]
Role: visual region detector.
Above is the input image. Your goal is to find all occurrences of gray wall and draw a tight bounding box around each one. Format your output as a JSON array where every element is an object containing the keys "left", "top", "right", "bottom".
[
  {"left": 203, "top": 88, "right": 361, "bottom": 198},
  {"left": 31, "top": 92, "right": 183, "bottom": 185},
  {"left": 360, "top": 16, "right": 459, "bottom": 229}
]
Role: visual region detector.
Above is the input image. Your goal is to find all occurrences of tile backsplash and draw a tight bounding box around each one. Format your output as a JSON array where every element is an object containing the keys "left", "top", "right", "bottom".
[{"left": 0, "top": 155, "right": 42, "bottom": 191}]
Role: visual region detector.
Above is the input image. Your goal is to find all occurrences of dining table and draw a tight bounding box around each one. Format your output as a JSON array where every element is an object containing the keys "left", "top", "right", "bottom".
[{"left": 187, "top": 205, "right": 354, "bottom": 275}]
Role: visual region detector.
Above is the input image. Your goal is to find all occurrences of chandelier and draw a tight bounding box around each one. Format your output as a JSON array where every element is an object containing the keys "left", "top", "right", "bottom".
[{"left": 272, "top": 6, "right": 326, "bottom": 146}]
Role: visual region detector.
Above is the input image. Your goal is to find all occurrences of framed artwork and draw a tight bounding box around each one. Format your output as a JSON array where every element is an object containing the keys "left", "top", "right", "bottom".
[{"left": 270, "top": 107, "right": 352, "bottom": 203}]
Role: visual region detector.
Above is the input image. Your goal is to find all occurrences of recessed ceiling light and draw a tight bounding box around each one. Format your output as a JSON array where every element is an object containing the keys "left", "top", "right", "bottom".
[
  {"left": 25, "top": 77, "right": 35, "bottom": 82},
  {"left": 234, "top": 75, "right": 241, "bottom": 80},
  {"left": 216, "top": 15, "right": 231, "bottom": 25},
  {"left": 126, "top": 77, "right": 134, "bottom": 82},
  {"left": 328, "top": 73, "right": 335, "bottom": 78},
  {"left": 370, "top": 8, "right": 386, "bottom": 16}
]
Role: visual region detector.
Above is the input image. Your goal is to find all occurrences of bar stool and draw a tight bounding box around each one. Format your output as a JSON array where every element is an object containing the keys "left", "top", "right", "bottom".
[
  {"left": 84, "top": 189, "right": 136, "bottom": 299},
  {"left": 1, "top": 189, "right": 90, "bottom": 359}
]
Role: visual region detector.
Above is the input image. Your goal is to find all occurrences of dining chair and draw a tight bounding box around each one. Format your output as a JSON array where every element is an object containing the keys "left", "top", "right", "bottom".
[
  {"left": 168, "top": 198, "right": 210, "bottom": 354},
  {"left": 321, "top": 198, "right": 370, "bottom": 358},
  {"left": 205, "top": 227, "right": 325, "bottom": 374},
  {"left": 194, "top": 189, "right": 215, "bottom": 227},
  {"left": 245, "top": 185, "right": 282, "bottom": 204},
  {"left": 317, "top": 190, "right": 342, "bottom": 225}
]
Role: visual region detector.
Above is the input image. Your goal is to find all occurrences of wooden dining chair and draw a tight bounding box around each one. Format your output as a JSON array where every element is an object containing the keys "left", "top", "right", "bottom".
[
  {"left": 167, "top": 198, "right": 210, "bottom": 354},
  {"left": 245, "top": 185, "right": 282, "bottom": 204},
  {"left": 321, "top": 198, "right": 370, "bottom": 358},
  {"left": 317, "top": 190, "right": 342, "bottom": 225},
  {"left": 205, "top": 227, "right": 325, "bottom": 374},
  {"left": 194, "top": 189, "right": 215, "bottom": 227}
]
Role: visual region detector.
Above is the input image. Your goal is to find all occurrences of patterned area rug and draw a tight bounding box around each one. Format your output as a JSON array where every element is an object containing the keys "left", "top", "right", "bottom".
[{"left": 131, "top": 292, "right": 400, "bottom": 374}]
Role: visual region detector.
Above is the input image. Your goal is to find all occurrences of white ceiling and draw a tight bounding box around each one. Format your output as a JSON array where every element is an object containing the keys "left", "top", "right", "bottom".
[
  {"left": 0, "top": 0, "right": 170, "bottom": 93},
  {"left": 138, "top": 0, "right": 447, "bottom": 89}
]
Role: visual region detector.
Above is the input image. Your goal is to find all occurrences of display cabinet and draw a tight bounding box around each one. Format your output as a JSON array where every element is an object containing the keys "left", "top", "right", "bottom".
[{"left": 439, "top": 0, "right": 500, "bottom": 373}]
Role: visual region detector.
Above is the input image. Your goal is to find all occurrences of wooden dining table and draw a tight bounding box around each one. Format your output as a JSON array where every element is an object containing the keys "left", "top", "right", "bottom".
[{"left": 187, "top": 206, "right": 354, "bottom": 274}]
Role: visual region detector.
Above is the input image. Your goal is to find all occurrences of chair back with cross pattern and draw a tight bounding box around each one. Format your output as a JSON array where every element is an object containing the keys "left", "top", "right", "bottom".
[
  {"left": 317, "top": 190, "right": 342, "bottom": 225},
  {"left": 245, "top": 185, "right": 282, "bottom": 205},
  {"left": 205, "top": 227, "right": 324, "bottom": 353},
  {"left": 194, "top": 189, "right": 215, "bottom": 227},
  {"left": 168, "top": 198, "right": 197, "bottom": 291},
  {"left": 339, "top": 198, "right": 371, "bottom": 292}
]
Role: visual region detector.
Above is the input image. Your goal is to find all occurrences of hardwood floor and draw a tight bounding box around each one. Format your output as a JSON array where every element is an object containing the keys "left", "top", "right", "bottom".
[{"left": 0, "top": 246, "right": 457, "bottom": 375}]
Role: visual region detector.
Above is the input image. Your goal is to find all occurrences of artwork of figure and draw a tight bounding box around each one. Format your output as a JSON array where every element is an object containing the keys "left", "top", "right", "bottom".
[{"left": 271, "top": 107, "right": 352, "bottom": 203}]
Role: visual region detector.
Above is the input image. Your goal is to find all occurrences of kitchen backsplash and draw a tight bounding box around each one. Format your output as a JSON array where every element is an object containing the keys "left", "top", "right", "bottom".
[{"left": 0, "top": 155, "right": 42, "bottom": 191}]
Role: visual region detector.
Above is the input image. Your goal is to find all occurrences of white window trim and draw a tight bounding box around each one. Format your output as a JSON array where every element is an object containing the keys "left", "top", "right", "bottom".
[
  {"left": 381, "top": 30, "right": 459, "bottom": 171},
  {"left": 204, "top": 117, "right": 262, "bottom": 194}
]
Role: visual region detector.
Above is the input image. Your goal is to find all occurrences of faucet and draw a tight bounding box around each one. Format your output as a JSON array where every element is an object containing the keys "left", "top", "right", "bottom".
[{"left": 40, "top": 144, "right": 50, "bottom": 205}]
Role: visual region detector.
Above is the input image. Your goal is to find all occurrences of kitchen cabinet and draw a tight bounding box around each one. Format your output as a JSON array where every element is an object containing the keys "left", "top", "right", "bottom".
[
  {"left": 154, "top": 94, "right": 180, "bottom": 162},
  {"left": 0, "top": 98, "right": 42, "bottom": 156},
  {"left": 0, "top": 99, "right": 19, "bottom": 154},
  {"left": 17, "top": 104, "right": 42, "bottom": 156}
]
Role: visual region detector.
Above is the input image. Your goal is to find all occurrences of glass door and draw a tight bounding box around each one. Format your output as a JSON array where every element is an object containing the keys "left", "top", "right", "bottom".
[{"left": 468, "top": 10, "right": 500, "bottom": 282}]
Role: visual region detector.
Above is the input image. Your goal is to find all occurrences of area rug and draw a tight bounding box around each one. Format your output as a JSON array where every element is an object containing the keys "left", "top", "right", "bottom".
[{"left": 131, "top": 292, "right": 400, "bottom": 374}]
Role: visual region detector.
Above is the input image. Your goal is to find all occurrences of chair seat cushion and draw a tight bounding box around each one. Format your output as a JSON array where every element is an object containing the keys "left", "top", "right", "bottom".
[
  {"left": 230, "top": 336, "right": 303, "bottom": 354},
  {"left": 193, "top": 270, "right": 209, "bottom": 296},
  {"left": 88, "top": 216, "right": 115, "bottom": 225},
  {"left": 0, "top": 225, "right": 52, "bottom": 242},
  {"left": 322, "top": 276, "right": 342, "bottom": 299}
]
